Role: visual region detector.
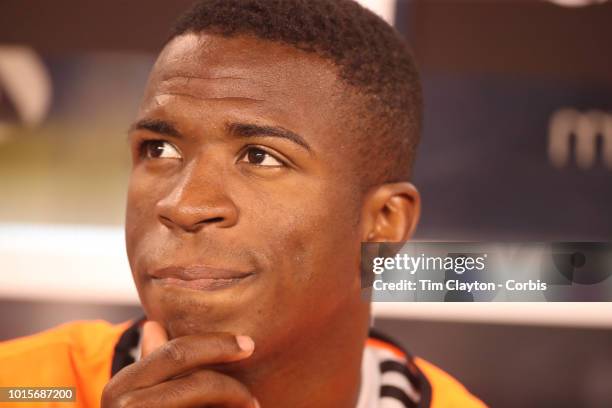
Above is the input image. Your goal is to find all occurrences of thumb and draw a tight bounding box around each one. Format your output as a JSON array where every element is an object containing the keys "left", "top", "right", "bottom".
[{"left": 141, "top": 320, "right": 168, "bottom": 358}]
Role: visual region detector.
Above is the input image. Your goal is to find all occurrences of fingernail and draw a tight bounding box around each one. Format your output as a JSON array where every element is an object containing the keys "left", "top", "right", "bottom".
[
  {"left": 252, "top": 398, "right": 261, "bottom": 408},
  {"left": 235, "top": 335, "right": 255, "bottom": 353}
]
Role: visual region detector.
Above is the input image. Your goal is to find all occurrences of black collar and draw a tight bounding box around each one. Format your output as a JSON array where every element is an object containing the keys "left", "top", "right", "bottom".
[{"left": 111, "top": 315, "right": 146, "bottom": 377}]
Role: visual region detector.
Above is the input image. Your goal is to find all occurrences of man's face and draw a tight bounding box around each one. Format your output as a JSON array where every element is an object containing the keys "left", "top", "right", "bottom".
[{"left": 126, "top": 33, "right": 368, "bottom": 360}]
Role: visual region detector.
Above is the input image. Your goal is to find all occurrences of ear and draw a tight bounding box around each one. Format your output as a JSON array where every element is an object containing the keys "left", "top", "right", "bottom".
[{"left": 360, "top": 182, "right": 421, "bottom": 242}]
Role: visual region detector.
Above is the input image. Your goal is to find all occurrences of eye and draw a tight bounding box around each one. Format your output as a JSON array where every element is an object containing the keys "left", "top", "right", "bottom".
[
  {"left": 239, "top": 147, "right": 284, "bottom": 167},
  {"left": 140, "top": 140, "right": 181, "bottom": 160}
]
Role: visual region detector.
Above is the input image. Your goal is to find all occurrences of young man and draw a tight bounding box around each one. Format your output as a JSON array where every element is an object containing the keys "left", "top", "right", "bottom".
[{"left": 0, "top": 1, "right": 485, "bottom": 407}]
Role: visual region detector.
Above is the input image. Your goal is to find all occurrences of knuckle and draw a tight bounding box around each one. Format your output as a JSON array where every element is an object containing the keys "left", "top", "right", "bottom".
[
  {"left": 112, "top": 394, "right": 138, "bottom": 408},
  {"left": 161, "top": 383, "right": 188, "bottom": 401},
  {"left": 121, "top": 394, "right": 153, "bottom": 408},
  {"left": 100, "top": 382, "right": 118, "bottom": 408},
  {"left": 160, "top": 340, "right": 187, "bottom": 364}
]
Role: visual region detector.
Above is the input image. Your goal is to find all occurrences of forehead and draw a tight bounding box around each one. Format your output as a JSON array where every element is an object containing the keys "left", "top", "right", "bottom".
[
  {"left": 141, "top": 33, "right": 352, "bottom": 142},
  {"left": 151, "top": 33, "right": 340, "bottom": 91}
]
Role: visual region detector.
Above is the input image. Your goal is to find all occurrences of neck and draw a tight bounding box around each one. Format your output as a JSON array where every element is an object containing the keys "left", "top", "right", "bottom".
[{"left": 237, "top": 302, "right": 371, "bottom": 408}]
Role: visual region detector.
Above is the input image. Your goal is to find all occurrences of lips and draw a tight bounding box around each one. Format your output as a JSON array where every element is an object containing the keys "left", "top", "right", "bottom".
[{"left": 150, "top": 266, "right": 255, "bottom": 291}]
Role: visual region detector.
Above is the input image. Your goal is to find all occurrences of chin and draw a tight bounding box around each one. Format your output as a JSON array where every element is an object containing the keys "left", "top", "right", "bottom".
[{"left": 142, "top": 290, "right": 259, "bottom": 339}]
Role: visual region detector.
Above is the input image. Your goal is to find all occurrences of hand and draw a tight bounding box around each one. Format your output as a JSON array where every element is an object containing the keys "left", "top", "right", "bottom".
[{"left": 101, "top": 321, "right": 258, "bottom": 408}]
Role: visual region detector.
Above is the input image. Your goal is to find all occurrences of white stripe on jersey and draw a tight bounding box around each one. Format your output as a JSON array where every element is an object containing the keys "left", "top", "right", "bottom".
[
  {"left": 356, "top": 341, "right": 421, "bottom": 408},
  {"left": 380, "top": 397, "right": 409, "bottom": 408},
  {"left": 381, "top": 371, "right": 420, "bottom": 403}
]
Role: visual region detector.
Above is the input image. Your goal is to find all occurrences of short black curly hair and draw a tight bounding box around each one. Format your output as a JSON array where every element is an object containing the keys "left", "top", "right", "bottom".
[{"left": 169, "top": 0, "right": 422, "bottom": 186}]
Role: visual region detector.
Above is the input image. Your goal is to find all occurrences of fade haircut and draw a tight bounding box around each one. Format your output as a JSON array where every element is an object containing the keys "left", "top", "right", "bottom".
[{"left": 169, "top": 0, "right": 422, "bottom": 187}]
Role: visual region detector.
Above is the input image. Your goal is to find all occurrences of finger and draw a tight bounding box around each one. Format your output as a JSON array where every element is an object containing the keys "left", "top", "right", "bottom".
[
  {"left": 108, "top": 333, "right": 255, "bottom": 395},
  {"left": 141, "top": 321, "right": 168, "bottom": 358},
  {"left": 116, "top": 370, "right": 258, "bottom": 408}
]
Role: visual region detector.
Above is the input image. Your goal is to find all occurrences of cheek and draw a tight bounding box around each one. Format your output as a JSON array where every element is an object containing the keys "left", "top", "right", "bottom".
[
  {"left": 125, "top": 171, "right": 162, "bottom": 267},
  {"left": 125, "top": 178, "right": 144, "bottom": 246},
  {"left": 265, "top": 183, "right": 362, "bottom": 292},
  {"left": 248, "top": 183, "right": 363, "bottom": 339}
]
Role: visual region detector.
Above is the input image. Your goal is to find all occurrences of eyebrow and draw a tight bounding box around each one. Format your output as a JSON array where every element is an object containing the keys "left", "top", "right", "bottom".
[
  {"left": 129, "top": 118, "right": 311, "bottom": 152},
  {"left": 227, "top": 123, "right": 311, "bottom": 152},
  {"left": 129, "top": 119, "right": 182, "bottom": 138}
]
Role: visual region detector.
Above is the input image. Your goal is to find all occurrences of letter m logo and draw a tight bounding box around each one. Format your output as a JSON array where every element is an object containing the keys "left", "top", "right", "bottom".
[{"left": 548, "top": 109, "right": 612, "bottom": 170}]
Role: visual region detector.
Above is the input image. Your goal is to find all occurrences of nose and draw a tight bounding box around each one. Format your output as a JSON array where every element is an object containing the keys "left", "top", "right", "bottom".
[{"left": 155, "top": 159, "right": 239, "bottom": 233}]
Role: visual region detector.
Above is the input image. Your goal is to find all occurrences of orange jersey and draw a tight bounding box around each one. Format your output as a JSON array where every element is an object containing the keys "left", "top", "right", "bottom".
[
  {"left": 0, "top": 318, "right": 486, "bottom": 408},
  {"left": 0, "top": 320, "right": 130, "bottom": 408}
]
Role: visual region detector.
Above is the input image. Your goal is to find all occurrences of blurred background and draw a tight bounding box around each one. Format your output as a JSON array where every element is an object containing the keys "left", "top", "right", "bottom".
[{"left": 1, "top": 0, "right": 611, "bottom": 407}]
